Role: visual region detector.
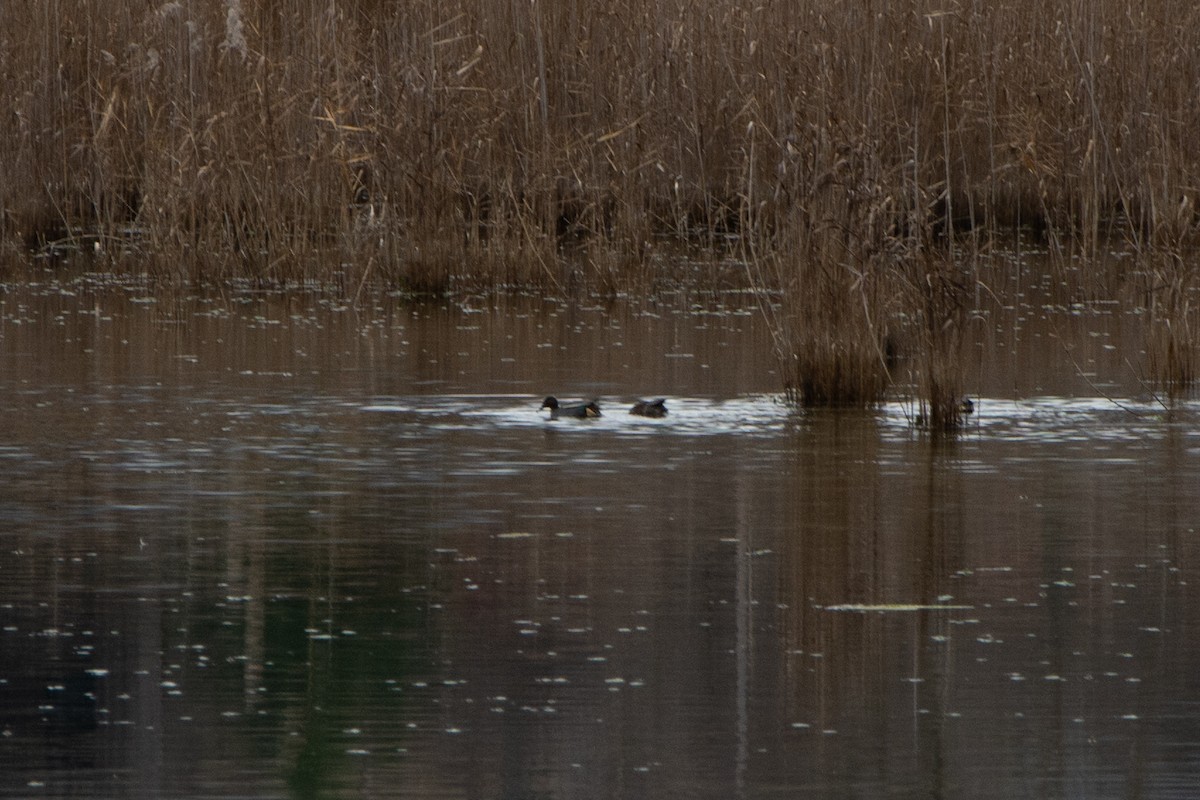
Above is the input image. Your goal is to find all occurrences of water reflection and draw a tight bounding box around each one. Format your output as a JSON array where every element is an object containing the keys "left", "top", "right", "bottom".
[{"left": 0, "top": 275, "right": 1199, "bottom": 798}]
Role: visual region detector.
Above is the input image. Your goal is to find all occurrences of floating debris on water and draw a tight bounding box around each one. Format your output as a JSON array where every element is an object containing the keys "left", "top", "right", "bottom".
[{"left": 822, "top": 603, "right": 974, "bottom": 612}]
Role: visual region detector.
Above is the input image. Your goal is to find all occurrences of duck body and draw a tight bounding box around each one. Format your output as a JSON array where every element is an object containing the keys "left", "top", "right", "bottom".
[
  {"left": 629, "top": 398, "right": 668, "bottom": 418},
  {"left": 539, "top": 396, "right": 602, "bottom": 419}
]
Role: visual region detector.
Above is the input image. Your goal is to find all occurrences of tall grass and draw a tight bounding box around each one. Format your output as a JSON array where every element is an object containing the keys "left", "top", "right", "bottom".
[{"left": 2, "top": 1, "right": 1198, "bottom": 407}]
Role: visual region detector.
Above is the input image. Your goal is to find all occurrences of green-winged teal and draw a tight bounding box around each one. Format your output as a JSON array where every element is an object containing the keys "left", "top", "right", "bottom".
[
  {"left": 539, "top": 396, "right": 602, "bottom": 419},
  {"left": 629, "top": 398, "right": 668, "bottom": 418}
]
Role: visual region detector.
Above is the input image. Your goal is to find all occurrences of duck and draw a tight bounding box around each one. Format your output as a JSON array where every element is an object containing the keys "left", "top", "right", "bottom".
[
  {"left": 539, "top": 396, "right": 602, "bottom": 419},
  {"left": 629, "top": 398, "right": 668, "bottom": 418},
  {"left": 960, "top": 397, "right": 975, "bottom": 415}
]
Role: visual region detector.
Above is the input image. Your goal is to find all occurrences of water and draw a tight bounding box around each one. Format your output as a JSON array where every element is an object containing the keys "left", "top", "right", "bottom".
[{"left": 2, "top": 274, "right": 1200, "bottom": 798}]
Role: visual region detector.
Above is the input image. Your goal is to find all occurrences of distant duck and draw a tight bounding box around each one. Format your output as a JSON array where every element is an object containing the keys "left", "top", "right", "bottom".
[
  {"left": 629, "top": 398, "right": 668, "bottom": 418},
  {"left": 960, "top": 397, "right": 975, "bottom": 415},
  {"left": 539, "top": 396, "right": 601, "bottom": 419}
]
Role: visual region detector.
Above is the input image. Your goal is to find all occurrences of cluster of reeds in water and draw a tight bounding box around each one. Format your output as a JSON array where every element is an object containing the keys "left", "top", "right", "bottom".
[{"left": 2, "top": 1, "right": 1199, "bottom": 421}]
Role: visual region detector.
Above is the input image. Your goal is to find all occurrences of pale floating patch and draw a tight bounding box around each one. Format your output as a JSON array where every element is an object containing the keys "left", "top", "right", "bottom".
[
  {"left": 496, "top": 532, "right": 535, "bottom": 539},
  {"left": 822, "top": 603, "right": 973, "bottom": 612}
]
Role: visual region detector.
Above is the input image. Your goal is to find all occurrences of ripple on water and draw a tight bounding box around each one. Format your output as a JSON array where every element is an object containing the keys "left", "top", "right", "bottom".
[
  {"left": 880, "top": 396, "right": 1200, "bottom": 448},
  {"left": 362, "top": 394, "right": 796, "bottom": 438},
  {"left": 365, "top": 394, "right": 1200, "bottom": 450}
]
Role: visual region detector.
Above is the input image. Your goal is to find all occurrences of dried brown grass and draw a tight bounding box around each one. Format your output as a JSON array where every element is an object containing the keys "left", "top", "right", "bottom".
[{"left": 2, "top": 1, "right": 1199, "bottom": 408}]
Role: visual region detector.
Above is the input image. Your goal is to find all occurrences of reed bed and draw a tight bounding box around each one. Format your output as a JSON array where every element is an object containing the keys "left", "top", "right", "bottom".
[{"left": 2, "top": 1, "right": 1199, "bottom": 410}]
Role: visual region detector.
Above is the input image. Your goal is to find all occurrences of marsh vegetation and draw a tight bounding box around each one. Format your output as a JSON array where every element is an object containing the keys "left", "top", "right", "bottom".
[{"left": 2, "top": 0, "right": 1198, "bottom": 421}]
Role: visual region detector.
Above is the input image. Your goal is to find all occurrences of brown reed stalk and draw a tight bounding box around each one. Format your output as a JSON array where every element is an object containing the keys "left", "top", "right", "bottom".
[
  {"left": 904, "top": 250, "right": 973, "bottom": 429},
  {"left": 1142, "top": 251, "right": 1198, "bottom": 398},
  {"left": 2, "top": 0, "right": 1196, "bottom": 275},
  {"left": 1, "top": 0, "right": 1198, "bottom": 397}
]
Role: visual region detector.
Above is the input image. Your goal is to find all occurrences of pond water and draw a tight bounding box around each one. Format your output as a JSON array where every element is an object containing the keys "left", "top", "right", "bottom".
[{"left": 1, "top": 269, "right": 1199, "bottom": 799}]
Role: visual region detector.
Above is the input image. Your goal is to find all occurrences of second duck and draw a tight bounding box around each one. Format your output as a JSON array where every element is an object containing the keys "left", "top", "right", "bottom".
[{"left": 629, "top": 398, "right": 668, "bottom": 418}]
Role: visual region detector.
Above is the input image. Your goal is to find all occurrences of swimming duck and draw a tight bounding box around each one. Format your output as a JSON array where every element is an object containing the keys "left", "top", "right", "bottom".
[
  {"left": 629, "top": 398, "right": 668, "bottom": 418},
  {"left": 539, "top": 396, "right": 602, "bottom": 419},
  {"left": 960, "top": 397, "right": 975, "bottom": 415}
]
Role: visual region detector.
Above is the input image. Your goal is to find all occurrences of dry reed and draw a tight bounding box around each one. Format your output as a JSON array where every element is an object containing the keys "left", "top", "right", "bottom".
[{"left": 2, "top": 1, "right": 1199, "bottom": 409}]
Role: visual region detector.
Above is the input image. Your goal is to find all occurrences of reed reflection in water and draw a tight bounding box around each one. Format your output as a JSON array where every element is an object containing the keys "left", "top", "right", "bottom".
[{"left": 0, "top": 279, "right": 1198, "bottom": 798}]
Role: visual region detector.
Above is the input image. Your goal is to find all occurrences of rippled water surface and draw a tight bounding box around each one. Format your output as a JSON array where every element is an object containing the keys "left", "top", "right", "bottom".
[{"left": 2, "top": 275, "right": 1200, "bottom": 798}]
